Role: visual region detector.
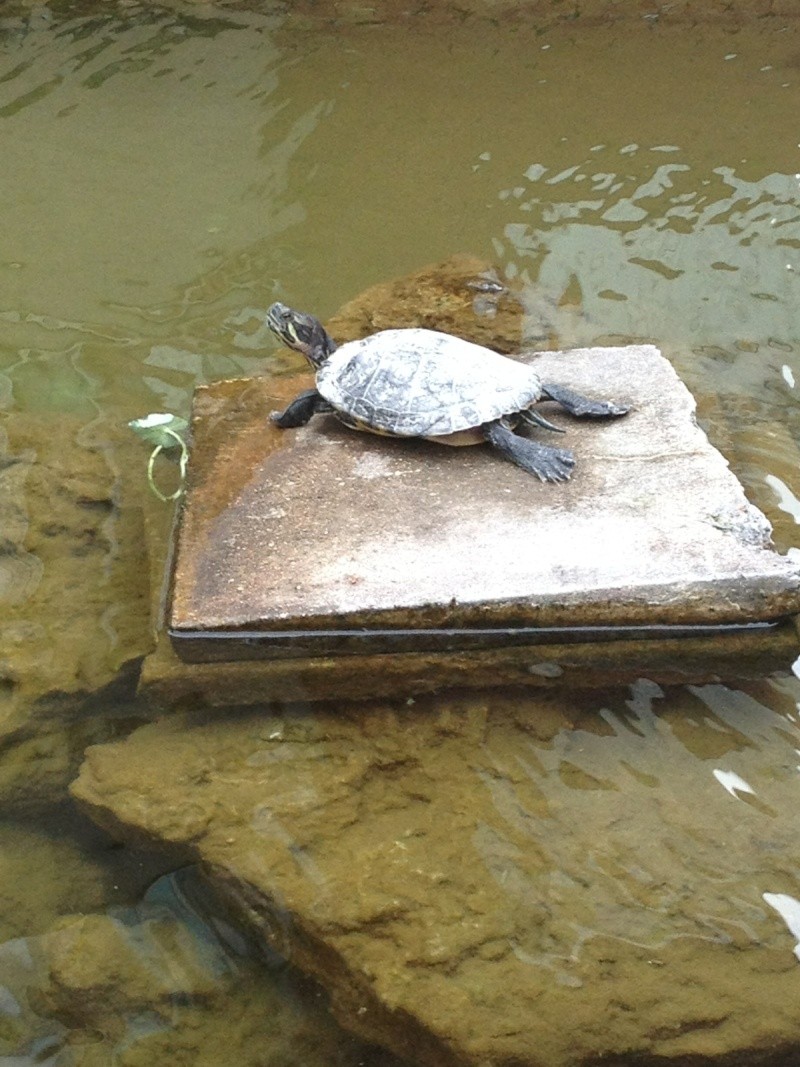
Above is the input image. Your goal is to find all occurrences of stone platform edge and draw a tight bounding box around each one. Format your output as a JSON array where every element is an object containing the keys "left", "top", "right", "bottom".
[{"left": 140, "top": 621, "right": 800, "bottom": 706}]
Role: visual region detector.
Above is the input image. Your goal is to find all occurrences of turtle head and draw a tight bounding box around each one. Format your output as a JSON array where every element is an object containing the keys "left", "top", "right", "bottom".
[{"left": 266, "top": 302, "right": 336, "bottom": 368}]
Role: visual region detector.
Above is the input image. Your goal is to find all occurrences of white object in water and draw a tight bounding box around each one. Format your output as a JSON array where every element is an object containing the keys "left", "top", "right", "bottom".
[
  {"left": 128, "top": 412, "right": 188, "bottom": 449},
  {"left": 763, "top": 893, "right": 800, "bottom": 961},
  {"left": 712, "top": 768, "right": 755, "bottom": 798}
]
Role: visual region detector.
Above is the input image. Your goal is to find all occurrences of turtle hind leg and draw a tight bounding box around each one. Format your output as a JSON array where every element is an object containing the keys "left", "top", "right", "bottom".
[
  {"left": 270, "top": 388, "right": 333, "bottom": 428},
  {"left": 483, "top": 421, "right": 575, "bottom": 482},
  {"left": 541, "top": 382, "right": 628, "bottom": 418}
]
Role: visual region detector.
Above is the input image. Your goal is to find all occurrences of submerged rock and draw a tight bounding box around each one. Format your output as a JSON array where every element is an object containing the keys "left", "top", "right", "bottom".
[
  {"left": 0, "top": 869, "right": 404, "bottom": 1067},
  {"left": 0, "top": 817, "right": 167, "bottom": 942},
  {"left": 0, "top": 415, "right": 152, "bottom": 706},
  {"left": 72, "top": 684, "right": 800, "bottom": 1066},
  {"left": 0, "top": 414, "right": 156, "bottom": 809},
  {"left": 327, "top": 252, "right": 587, "bottom": 353},
  {"left": 328, "top": 253, "right": 525, "bottom": 352}
]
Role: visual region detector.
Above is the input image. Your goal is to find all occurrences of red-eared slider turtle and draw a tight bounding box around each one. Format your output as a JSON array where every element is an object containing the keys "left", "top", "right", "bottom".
[{"left": 266, "top": 302, "right": 628, "bottom": 482}]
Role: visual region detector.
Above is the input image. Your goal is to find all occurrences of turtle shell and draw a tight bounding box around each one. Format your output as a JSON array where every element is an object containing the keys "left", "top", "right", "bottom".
[{"left": 316, "top": 328, "right": 543, "bottom": 437}]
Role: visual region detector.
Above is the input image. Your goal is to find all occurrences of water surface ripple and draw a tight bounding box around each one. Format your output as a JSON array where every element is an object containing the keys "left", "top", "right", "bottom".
[{"left": 1, "top": 7, "right": 800, "bottom": 1064}]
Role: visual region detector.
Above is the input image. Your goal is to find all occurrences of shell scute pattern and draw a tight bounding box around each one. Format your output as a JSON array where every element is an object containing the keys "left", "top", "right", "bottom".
[{"left": 316, "top": 329, "right": 543, "bottom": 437}]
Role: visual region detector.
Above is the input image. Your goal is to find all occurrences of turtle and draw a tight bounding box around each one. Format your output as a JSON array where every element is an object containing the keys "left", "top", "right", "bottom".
[{"left": 265, "top": 302, "right": 628, "bottom": 482}]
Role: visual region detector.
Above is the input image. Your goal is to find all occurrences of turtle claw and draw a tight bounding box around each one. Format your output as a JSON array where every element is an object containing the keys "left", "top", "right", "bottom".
[{"left": 520, "top": 408, "right": 567, "bottom": 434}]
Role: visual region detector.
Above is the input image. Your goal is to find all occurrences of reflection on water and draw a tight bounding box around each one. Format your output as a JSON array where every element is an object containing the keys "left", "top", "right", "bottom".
[
  {"left": 497, "top": 158, "right": 799, "bottom": 350},
  {"left": 472, "top": 679, "right": 800, "bottom": 985},
  {"left": 1, "top": 4, "right": 800, "bottom": 1064}
]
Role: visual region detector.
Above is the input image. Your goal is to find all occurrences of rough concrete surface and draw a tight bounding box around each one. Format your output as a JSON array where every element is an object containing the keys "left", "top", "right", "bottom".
[
  {"left": 169, "top": 344, "right": 800, "bottom": 652},
  {"left": 72, "top": 684, "right": 800, "bottom": 1067}
]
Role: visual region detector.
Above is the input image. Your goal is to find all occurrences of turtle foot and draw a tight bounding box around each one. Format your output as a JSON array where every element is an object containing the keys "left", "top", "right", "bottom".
[
  {"left": 523, "top": 445, "right": 576, "bottom": 482},
  {"left": 270, "top": 388, "right": 332, "bottom": 428},
  {"left": 484, "top": 421, "right": 575, "bottom": 482},
  {"left": 541, "top": 382, "right": 629, "bottom": 419}
]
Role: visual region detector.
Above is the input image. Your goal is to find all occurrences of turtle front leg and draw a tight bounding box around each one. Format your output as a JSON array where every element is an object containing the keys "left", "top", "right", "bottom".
[
  {"left": 270, "top": 389, "right": 333, "bottom": 428},
  {"left": 483, "top": 421, "right": 575, "bottom": 482},
  {"left": 540, "top": 382, "right": 628, "bottom": 419}
]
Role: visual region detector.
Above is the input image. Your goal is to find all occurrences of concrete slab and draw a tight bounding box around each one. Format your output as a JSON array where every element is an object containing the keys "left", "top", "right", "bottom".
[{"left": 167, "top": 344, "right": 800, "bottom": 672}]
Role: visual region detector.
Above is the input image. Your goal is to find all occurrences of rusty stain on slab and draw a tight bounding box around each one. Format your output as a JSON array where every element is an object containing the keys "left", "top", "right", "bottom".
[
  {"left": 142, "top": 622, "right": 800, "bottom": 705},
  {"left": 168, "top": 345, "right": 800, "bottom": 661}
]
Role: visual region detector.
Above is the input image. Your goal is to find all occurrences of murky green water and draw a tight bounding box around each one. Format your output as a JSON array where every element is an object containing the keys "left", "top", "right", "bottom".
[{"left": 2, "top": 3, "right": 800, "bottom": 1063}]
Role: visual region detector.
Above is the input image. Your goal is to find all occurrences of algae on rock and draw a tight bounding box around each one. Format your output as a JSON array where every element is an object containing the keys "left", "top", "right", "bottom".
[
  {"left": 72, "top": 684, "right": 800, "bottom": 1067},
  {"left": 0, "top": 869, "right": 405, "bottom": 1067},
  {"left": 0, "top": 414, "right": 158, "bottom": 810}
]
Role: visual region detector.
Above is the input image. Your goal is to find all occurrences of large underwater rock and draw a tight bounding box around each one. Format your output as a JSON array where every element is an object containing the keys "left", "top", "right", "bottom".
[{"left": 72, "top": 684, "right": 800, "bottom": 1067}]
